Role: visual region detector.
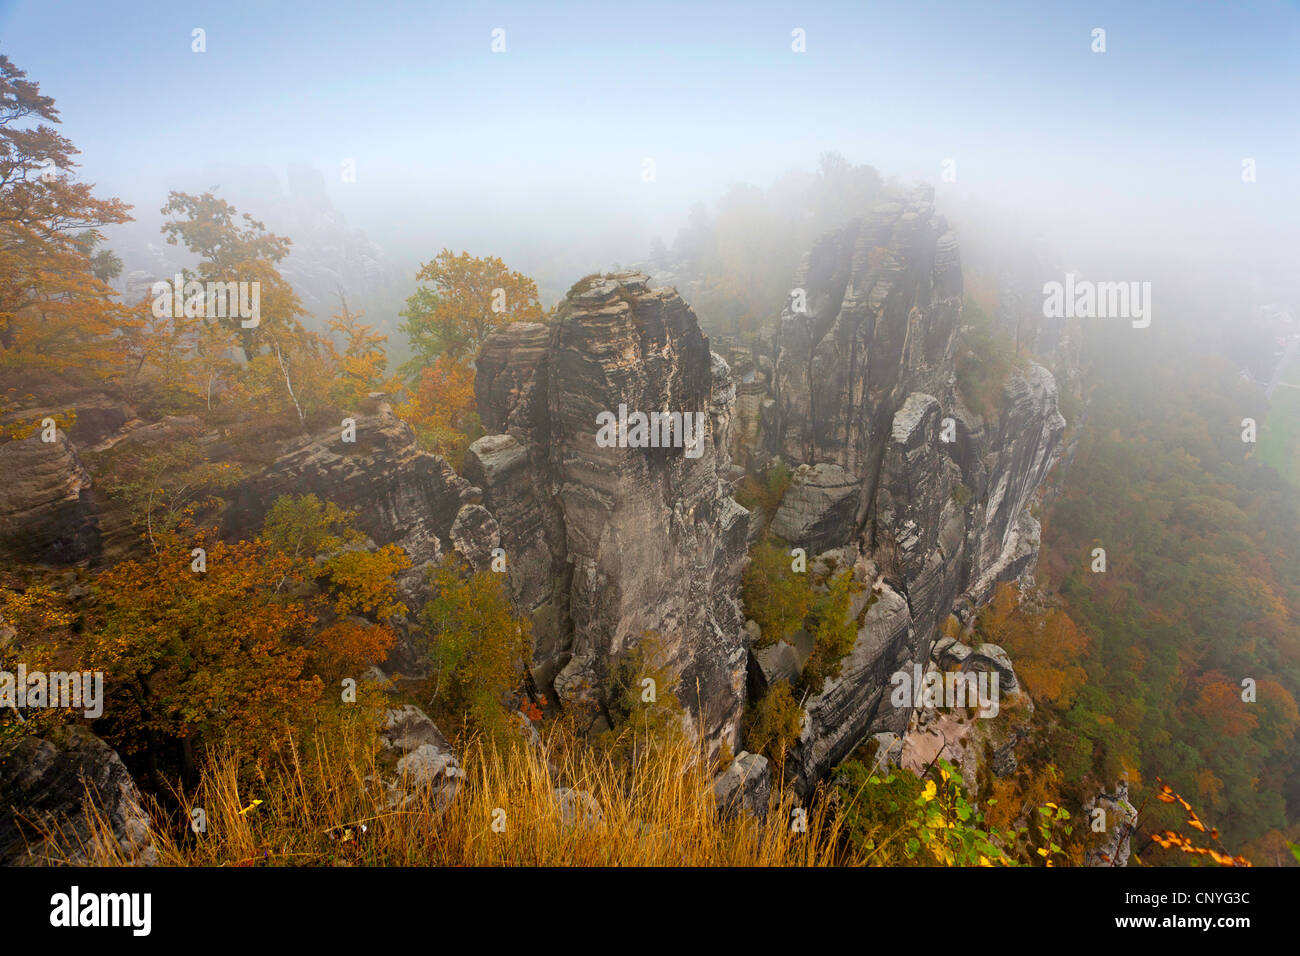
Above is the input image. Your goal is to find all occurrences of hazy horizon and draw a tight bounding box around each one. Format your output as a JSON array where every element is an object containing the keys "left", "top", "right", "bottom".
[{"left": 2, "top": 0, "right": 1298, "bottom": 305}]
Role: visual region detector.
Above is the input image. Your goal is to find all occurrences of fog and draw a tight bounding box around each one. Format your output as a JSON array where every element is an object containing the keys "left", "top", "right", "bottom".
[{"left": 2, "top": 0, "right": 1297, "bottom": 319}]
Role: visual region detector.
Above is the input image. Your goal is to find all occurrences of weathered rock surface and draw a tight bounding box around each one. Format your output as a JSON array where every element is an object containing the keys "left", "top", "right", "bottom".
[
  {"left": 898, "top": 639, "right": 1034, "bottom": 794},
  {"left": 222, "top": 397, "right": 478, "bottom": 603},
  {"left": 473, "top": 273, "right": 752, "bottom": 752},
  {"left": 768, "top": 187, "right": 962, "bottom": 476},
  {"left": 712, "top": 751, "right": 771, "bottom": 820},
  {"left": 0, "top": 726, "right": 156, "bottom": 866},
  {"left": 769, "top": 462, "right": 860, "bottom": 553},
  {"left": 1084, "top": 781, "right": 1138, "bottom": 867},
  {"left": 0, "top": 429, "right": 100, "bottom": 565},
  {"left": 963, "top": 365, "right": 1067, "bottom": 606},
  {"left": 738, "top": 186, "right": 1065, "bottom": 792},
  {"left": 785, "top": 548, "right": 916, "bottom": 792},
  {"left": 378, "top": 705, "right": 461, "bottom": 809}
]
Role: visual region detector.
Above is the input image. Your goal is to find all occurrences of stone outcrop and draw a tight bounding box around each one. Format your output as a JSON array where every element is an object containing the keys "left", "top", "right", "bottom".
[
  {"left": 377, "top": 705, "right": 461, "bottom": 809},
  {"left": 1084, "top": 781, "right": 1138, "bottom": 867},
  {"left": 769, "top": 462, "right": 859, "bottom": 553},
  {"left": 734, "top": 185, "right": 1065, "bottom": 791},
  {"left": 768, "top": 186, "right": 963, "bottom": 477},
  {"left": 0, "top": 726, "right": 156, "bottom": 866},
  {"left": 471, "top": 273, "right": 751, "bottom": 751},
  {"left": 712, "top": 751, "right": 772, "bottom": 820},
  {"left": 0, "top": 429, "right": 100, "bottom": 565},
  {"left": 961, "top": 365, "right": 1067, "bottom": 607},
  {"left": 784, "top": 548, "right": 916, "bottom": 791},
  {"left": 898, "top": 636, "right": 1034, "bottom": 794},
  {"left": 221, "top": 396, "right": 482, "bottom": 604},
  {"left": 459, "top": 197, "right": 1063, "bottom": 791}
]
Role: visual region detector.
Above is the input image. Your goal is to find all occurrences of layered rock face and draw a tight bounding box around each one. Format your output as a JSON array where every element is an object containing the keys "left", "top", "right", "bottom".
[
  {"left": 221, "top": 396, "right": 486, "bottom": 606},
  {"left": 737, "top": 186, "right": 1066, "bottom": 791},
  {"left": 0, "top": 429, "right": 100, "bottom": 565},
  {"left": 464, "top": 201, "right": 1063, "bottom": 789},
  {"left": 471, "top": 273, "right": 751, "bottom": 749},
  {"left": 768, "top": 186, "right": 963, "bottom": 479}
]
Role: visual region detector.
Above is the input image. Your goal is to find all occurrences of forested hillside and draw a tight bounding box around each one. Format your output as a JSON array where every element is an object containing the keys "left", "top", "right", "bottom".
[{"left": 1034, "top": 326, "right": 1300, "bottom": 859}]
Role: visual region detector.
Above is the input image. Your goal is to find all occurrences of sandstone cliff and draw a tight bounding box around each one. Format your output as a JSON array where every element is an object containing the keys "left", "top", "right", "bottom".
[
  {"left": 462, "top": 187, "right": 1064, "bottom": 790},
  {"left": 728, "top": 185, "right": 1065, "bottom": 790},
  {"left": 0, "top": 187, "right": 1065, "bottom": 802},
  {"left": 471, "top": 273, "right": 750, "bottom": 748}
]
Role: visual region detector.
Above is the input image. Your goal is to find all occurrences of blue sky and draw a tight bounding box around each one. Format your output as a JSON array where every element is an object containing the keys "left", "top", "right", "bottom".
[{"left": 2, "top": 0, "right": 1297, "bottom": 278}]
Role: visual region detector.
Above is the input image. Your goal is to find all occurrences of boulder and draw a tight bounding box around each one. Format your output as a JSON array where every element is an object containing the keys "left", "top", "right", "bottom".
[
  {"left": 712, "top": 751, "right": 771, "bottom": 821},
  {"left": 769, "top": 462, "right": 860, "bottom": 553},
  {"left": 378, "top": 706, "right": 461, "bottom": 809},
  {"left": 0, "top": 726, "right": 156, "bottom": 866}
]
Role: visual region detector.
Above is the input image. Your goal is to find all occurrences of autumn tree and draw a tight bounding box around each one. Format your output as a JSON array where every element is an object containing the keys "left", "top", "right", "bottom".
[
  {"left": 799, "top": 569, "right": 862, "bottom": 695},
  {"left": 159, "top": 190, "right": 293, "bottom": 362},
  {"left": 399, "top": 249, "right": 544, "bottom": 374},
  {"left": 83, "top": 497, "right": 408, "bottom": 787},
  {"left": 85, "top": 533, "right": 322, "bottom": 787},
  {"left": 595, "top": 634, "right": 688, "bottom": 770},
  {"left": 745, "top": 680, "right": 804, "bottom": 770},
  {"left": 0, "top": 579, "right": 77, "bottom": 744},
  {"left": 89, "top": 434, "right": 245, "bottom": 545},
  {"left": 393, "top": 353, "right": 480, "bottom": 467},
  {"left": 260, "top": 493, "right": 410, "bottom": 622},
  {"left": 259, "top": 494, "right": 406, "bottom": 687},
  {"left": 159, "top": 191, "right": 329, "bottom": 429},
  {"left": 0, "top": 54, "right": 132, "bottom": 387},
  {"left": 328, "top": 291, "right": 396, "bottom": 409},
  {"left": 741, "top": 537, "right": 811, "bottom": 649},
  {"left": 977, "top": 584, "right": 1089, "bottom": 709}
]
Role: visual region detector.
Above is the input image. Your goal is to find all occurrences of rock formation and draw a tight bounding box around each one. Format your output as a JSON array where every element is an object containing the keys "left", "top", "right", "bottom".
[
  {"left": 221, "top": 395, "right": 484, "bottom": 607},
  {"left": 0, "top": 428, "right": 100, "bottom": 565},
  {"left": 0, "top": 725, "right": 156, "bottom": 866},
  {"left": 729, "top": 186, "right": 1066, "bottom": 790},
  {"left": 471, "top": 273, "right": 751, "bottom": 750},
  {"left": 0, "top": 184, "right": 1066, "bottom": 810},
  {"left": 462, "top": 186, "right": 1064, "bottom": 791},
  {"left": 1084, "top": 781, "right": 1138, "bottom": 867}
]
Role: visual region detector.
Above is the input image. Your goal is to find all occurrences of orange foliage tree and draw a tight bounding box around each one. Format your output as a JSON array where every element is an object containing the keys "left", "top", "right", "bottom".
[
  {"left": 0, "top": 54, "right": 133, "bottom": 389},
  {"left": 328, "top": 293, "right": 397, "bottom": 409},
  {"left": 84, "top": 533, "right": 322, "bottom": 787},
  {"left": 83, "top": 494, "right": 409, "bottom": 787},
  {"left": 399, "top": 249, "right": 544, "bottom": 371},
  {"left": 978, "top": 583, "right": 1089, "bottom": 709},
  {"left": 394, "top": 353, "right": 480, "bottom": 466}
]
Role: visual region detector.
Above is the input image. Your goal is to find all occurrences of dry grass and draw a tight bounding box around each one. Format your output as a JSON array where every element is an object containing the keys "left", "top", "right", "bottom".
[{"left": 80, "top": 709, "right": 865, "bottom": 867}]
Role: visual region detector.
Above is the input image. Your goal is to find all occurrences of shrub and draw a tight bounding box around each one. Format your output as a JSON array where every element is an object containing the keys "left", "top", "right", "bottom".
[
  {"left": 742, "top": 540, "right": 813, "bottom": 649},
  {"left": 419, "top": 556, "right": 532, "bottom": 746},
  {"left": 745, "top": 681, "right": 805, "bottom": 769},
  {"left": 799, "top": 569, "right": 862, "bottom": 695}
]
